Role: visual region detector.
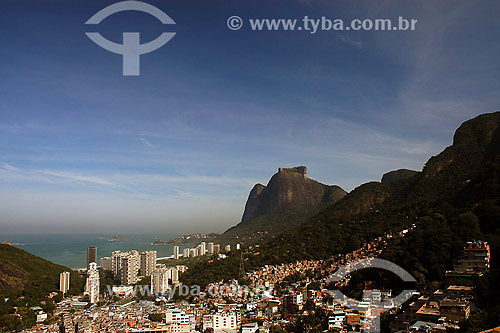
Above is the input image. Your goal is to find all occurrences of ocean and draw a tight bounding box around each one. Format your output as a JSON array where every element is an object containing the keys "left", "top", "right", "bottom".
[{"left": 0, "top": 233, "right": 186, "bottom": 269}]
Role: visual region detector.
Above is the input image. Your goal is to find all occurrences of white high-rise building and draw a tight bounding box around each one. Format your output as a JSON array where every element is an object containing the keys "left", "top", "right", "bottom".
[
  {"left": 111, "top": 251, "right": 126, "bottom": 277},
  {"left": 59, "top": 271, "right": 70, "bottom": 294},
  {"left": 140, "top": 250, "right": 157, "bottom": 276},
  {"left": 130, "top": 250, "right": 140, "bottom": 276},
  {"left": 112, "top": 250, "right": 140, "bottom": 284},
  {"left": 173, "top": 246, "right": 180, "bottom": 259},
  {"left": 85, "top": 263, "right": 99, "bottom": 304},
  {"left": 196, "top": 244, "right": 203, "bottom": 256},
  {"left": 120, "top": 254, "right": 138, "bottom": 285},
  {"left": 236, "top": 243, "right": 241, "bottom": 250},
  {"left": 207, "top": 242, "right": 214, "bottom": 254},
  {"left": 169, "top": 267, "right": 179, "bottom": 284},
  {"left": 183, "top": 248, "right": 190, "bottom": 258},
  {"left": 151, "top": 267, "right": 169, "bottom": 296},
  {"left": 200, "top": 242, "right": 206, "bottom": 255}
]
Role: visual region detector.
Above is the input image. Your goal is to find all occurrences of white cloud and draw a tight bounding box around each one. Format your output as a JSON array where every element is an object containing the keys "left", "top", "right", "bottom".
[
  {"left": 139, "top": 137, "right": 155, "bottom": 148},
  {"left": 1, "top": 162, "right": 19, "bottom": 171},
  {"left": 0, "top": 162, "right": 256, "bottom": 199},
  {"left": 39, "top": 170, "right": 116, "bottom": 186}
]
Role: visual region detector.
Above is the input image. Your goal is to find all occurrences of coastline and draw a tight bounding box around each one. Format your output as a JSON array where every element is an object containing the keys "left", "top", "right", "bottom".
[{"left": 0, "top": 233, "right": 182, "bottom": 269}]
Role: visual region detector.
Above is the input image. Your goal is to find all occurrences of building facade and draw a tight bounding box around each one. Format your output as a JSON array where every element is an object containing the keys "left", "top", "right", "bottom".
[
  {"left": 207, "top": 242, "right": 214, "bottom": 254},
  {"left": 140, "top": 250, "right": 157, "bottom": 277},
  {"left": 121, "top": 254, "right": 139, "bottom": 285},
  {"left": 112, "top": 250, "right": 140, "bottom": 285},
  {"left": 212, "top": 312, "right": 238, "bottom": 332},
  {"left": 87, "top": 246, "right": 97, "bottom": 268},
  {"left": 59, "top": 271, "right": 70, "bottom": 294},
  {"left": 85, "top": 262, "right": 100, "bottom": 304},
  {"left": 151, "top": 267, "right": 169, "bottom": 296}
]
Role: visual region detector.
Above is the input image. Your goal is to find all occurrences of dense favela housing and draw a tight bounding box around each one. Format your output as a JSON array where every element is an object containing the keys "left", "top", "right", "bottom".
[{"left": 19, "top": 228, "right": 495, "bottom": 332}]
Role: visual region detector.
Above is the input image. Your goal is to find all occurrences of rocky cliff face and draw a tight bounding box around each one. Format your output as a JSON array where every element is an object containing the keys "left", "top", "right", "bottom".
[
  {"left": 422, "top": 112, "right": 500, "bottom": 179},
  {"left": 220, "top": 167, "right": 346, "bottom": 243},
  {"left": 327, "top": 111, "right": 500, "bottom": 217},
  {"left": 221, "top": 112, "right": 500, "bottom": 244},
  {"left": 240, "top": 166, "right": 346, "bottom": 224}
]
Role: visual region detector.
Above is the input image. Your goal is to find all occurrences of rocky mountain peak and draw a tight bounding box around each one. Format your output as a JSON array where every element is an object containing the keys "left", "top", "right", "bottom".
[
  {"left": 238, "top": 166, "right": 346, "bottom": 225},
  {"left": 278, "top": 166, "right": 307, "bottom": 178}
]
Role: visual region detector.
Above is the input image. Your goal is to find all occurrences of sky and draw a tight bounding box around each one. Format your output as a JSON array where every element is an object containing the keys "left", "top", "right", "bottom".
[{"left": 0, "top": 0, "right": 499, "bottom": 234}]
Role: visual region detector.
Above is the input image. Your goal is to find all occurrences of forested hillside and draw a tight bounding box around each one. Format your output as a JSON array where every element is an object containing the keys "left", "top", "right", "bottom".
[
  {"left": 0, "top": 244, "right": 84, "bottom": 331},
  {"left": 181, "top": 112, "right": 500, "bottom": 329}
]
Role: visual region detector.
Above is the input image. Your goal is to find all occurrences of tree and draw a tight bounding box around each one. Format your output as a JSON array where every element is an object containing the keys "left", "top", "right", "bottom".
[
  {"left": 149, "top": 313, "right": 164, "bottom": 322},
  {"left": 455, "top": 212, "right": 482, "bottom": 241},
  {"left": 270, "top": 325, "right": 285, "bottom": 333},
  {"left": 460, "top": 309, "right": 488, "bottom": 333}
]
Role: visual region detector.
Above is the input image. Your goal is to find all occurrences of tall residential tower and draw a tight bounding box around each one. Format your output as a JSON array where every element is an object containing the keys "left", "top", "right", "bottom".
[
  {"left": 59, "top": 271, "right": 70, "bottom": 294},
  {"left": 87, "top": 246, "right": 97, "bottom": 268},
  {"left": 85, "top": 262, "right": 100, "bottom": 304}
]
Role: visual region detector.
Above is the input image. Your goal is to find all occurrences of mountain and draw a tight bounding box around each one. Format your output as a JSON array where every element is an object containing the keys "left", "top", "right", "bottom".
[
  {"left": 240, "top": 167, "right": 345, "bottom": 223},
  {"left": 313, "top": 111, "right": 500, "bottom": 224},
  {"left": 381, "top": 169, "right": 419, "bottom": 184},
  {"left": 221, "top": 166, "right": 347, "bottom": 243},
  {"left": 0, "top": 244, "right": 83, "bottom": 299},
  {"left": 261, "top": 111, "right": 500, "bottom": 275},
  {"left": 0, "top": 244, "right": 84, "bottom": 330},
  {"left": 320, "top": 112, "right": 500, "bottom": 218},
  {"left": 181, "top": 112, "right": 500, "bottom": 293}
]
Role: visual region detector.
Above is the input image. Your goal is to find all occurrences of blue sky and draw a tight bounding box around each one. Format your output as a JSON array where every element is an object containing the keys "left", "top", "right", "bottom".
[{"left": 0, "top": 0, "right": 499, "bottom": 234}]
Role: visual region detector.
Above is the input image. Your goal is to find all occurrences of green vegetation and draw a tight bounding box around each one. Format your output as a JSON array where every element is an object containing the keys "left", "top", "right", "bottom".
[
  {"left": 149, "top": 313, "right": 164, "bottom": 322},
  {"left": 181, "top": 112, "right": 500, "bottom": 329},
  {"left": 219, "top": 206, "right": 335, "bottom": 245},
  {"left": 0, "top": 244, "right": 84, "bottom": 331},
  {"left": 381, "top": 169, "right": 419, "bottom": 184}
]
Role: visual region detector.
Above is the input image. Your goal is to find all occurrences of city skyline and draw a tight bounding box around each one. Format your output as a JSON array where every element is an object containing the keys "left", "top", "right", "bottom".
[
  {"left": 1, "top": 0, "right": 500, "bottom": 234},
  {"left": 1, "top": 1, "right": 499, "bottom": 331}
]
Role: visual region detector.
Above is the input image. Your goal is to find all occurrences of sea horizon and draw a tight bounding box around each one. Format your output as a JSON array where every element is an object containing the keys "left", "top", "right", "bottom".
[{"left": 0, "top": 233, "right": 188, "bottom": 269}]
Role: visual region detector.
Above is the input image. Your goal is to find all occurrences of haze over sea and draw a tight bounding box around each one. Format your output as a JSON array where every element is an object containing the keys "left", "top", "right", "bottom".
[{"left": 0, "top": 233, "right": 184, "bottom": 269}]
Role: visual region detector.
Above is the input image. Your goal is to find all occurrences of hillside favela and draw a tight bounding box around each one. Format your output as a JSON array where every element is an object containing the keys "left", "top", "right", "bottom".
[{"left": 1, "top": 1, "right": 500, "bottom": 333}]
